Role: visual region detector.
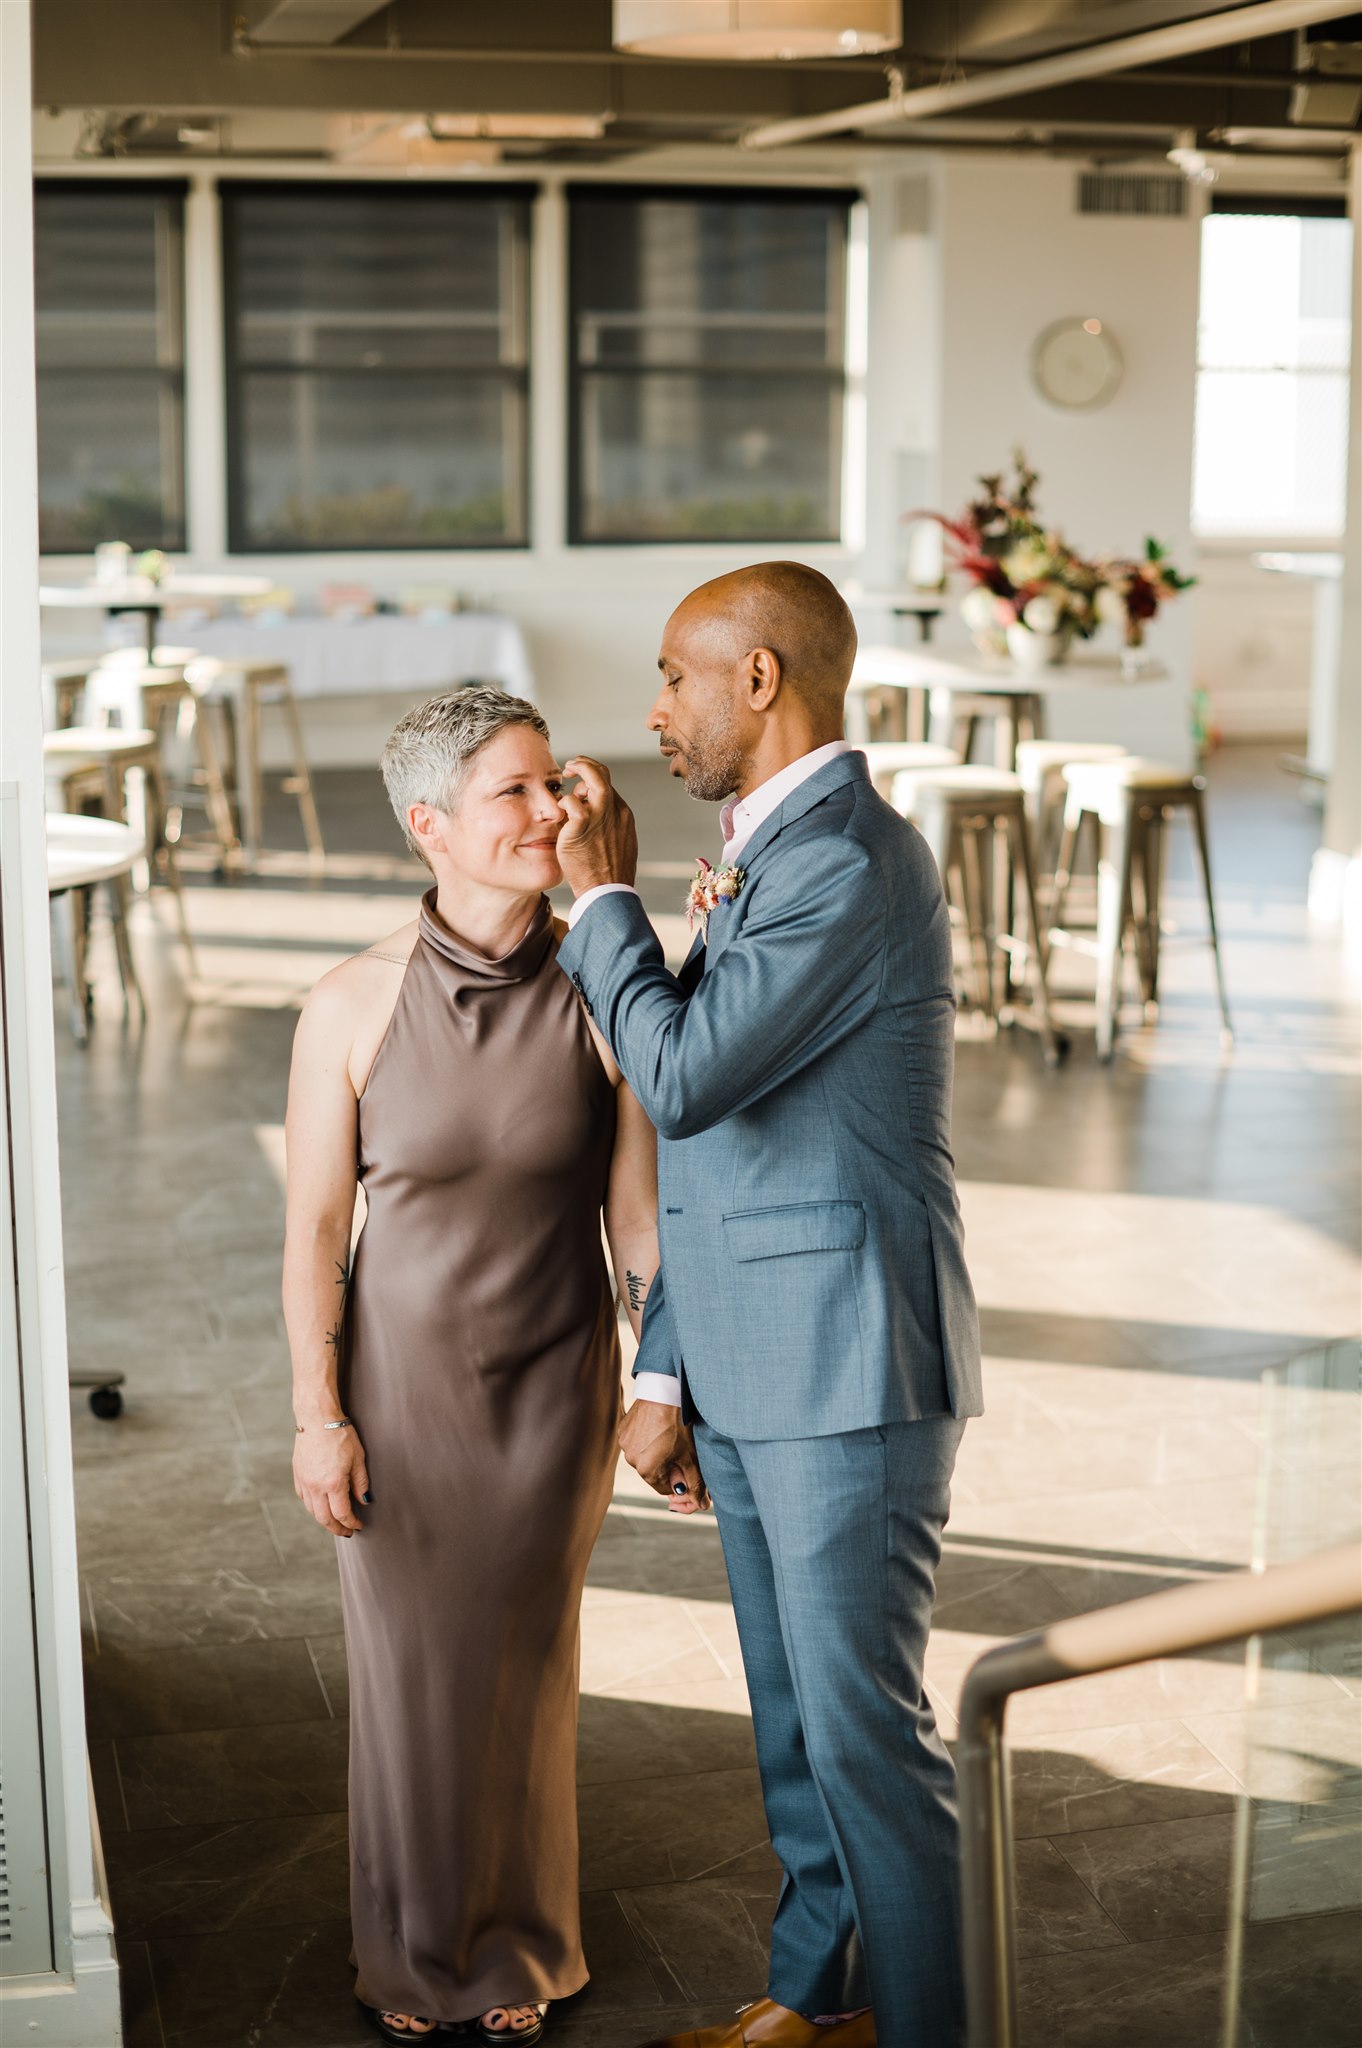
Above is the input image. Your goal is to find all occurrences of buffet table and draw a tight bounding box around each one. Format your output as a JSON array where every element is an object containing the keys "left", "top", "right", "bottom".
[{"left": 179, "top": 612, "right": 536, "bottom": 702}]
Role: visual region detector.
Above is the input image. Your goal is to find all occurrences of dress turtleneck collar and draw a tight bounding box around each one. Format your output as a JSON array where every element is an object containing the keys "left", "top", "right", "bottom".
[{"left": 418, "top": 890, "right": 555, "bottom": 984}]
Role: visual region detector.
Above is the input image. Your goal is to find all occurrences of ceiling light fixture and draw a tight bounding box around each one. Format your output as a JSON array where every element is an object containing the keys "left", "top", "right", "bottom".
[
  {"left": 426, "top": 113, "right": 610, "bottom": 141},
  {"left": 612, "top": 1, "right": 901, "bottom": 60},
  {"left": 1167, "top": 128, "right": 1218, "bottom": 184}
]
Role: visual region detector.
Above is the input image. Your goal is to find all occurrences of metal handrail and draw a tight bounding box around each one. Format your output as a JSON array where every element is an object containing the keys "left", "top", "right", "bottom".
[{"left": 957, "top": 1540, "right": 1362, "bottom": 2048}]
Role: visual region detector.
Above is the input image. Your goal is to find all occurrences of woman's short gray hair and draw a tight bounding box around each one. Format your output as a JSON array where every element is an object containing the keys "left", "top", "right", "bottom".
[{"left": 381, "top": 686, "right": 551, "bottom": 864}]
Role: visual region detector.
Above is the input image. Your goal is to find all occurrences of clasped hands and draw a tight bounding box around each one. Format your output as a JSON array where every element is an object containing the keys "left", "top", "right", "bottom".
[{"left": 619, "top": 1400, "right": 711, "bottom": 1514}]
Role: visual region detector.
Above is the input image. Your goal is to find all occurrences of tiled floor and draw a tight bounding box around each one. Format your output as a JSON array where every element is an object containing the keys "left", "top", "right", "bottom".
[{"left": 56, "top": 744, "right": 1360, "bottom": 2048}]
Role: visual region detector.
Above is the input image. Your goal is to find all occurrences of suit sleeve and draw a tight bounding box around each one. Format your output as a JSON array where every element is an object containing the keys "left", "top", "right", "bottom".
[
  {"left": 631, "top": 1262, "right": 680, "bottom": 1396},
  {"left": 557, "top": 837, "right": 883, "bottom": 1141}
]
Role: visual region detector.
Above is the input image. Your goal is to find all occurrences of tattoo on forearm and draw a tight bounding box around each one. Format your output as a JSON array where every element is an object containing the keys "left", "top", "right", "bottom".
[
  {"left": 335, "top": 1258, "right": 350, "bottom": 1293},
  {"left": 625, "top": 1269, "right": 647, "bottom": 1315},
  {"left": 324, "top": 1321, "right": 343, "bottom": 1360}
]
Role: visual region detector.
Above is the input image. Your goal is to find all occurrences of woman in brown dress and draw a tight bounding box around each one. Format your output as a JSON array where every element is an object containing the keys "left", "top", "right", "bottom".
[{"left": 282, "top": 689, "right": 664, "bottom": 2043}]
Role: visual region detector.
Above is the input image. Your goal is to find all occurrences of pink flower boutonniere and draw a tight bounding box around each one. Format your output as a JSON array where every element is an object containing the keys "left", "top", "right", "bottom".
[{"left": 685, "top": 856, "right": 745, "bottom": 940}]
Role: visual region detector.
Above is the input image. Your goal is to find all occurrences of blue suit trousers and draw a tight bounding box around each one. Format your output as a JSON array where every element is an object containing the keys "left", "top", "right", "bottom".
[{"left": 694, "top": 1415, "right": 967, "bottom": 2048}]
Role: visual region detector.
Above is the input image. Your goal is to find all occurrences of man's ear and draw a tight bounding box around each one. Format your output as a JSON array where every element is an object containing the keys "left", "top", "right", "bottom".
[{"left": 747, "top": 646, "right": 782, "bottom": 709}]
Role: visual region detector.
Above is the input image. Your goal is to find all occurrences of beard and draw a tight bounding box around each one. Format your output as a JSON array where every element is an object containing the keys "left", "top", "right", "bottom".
[{"left": 672, "top": 697, "right": 749, "bottom": 804}]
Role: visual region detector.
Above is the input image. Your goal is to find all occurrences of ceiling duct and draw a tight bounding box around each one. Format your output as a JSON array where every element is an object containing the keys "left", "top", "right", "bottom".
[
  {"left": 612, "top": 1, "right": 901, "bottom": 58},
  {"left": 246, "top": 2, "right": 391, "bottom": 43},
  {"left": 1291, "top": 20, "right": 1362, "bottom": 125}
]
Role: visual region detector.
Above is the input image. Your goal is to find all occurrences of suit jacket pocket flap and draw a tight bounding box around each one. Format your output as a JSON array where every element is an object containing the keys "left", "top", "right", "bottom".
[{"left": 723, "top": 1200, "right": 866, "bottom": 1263}]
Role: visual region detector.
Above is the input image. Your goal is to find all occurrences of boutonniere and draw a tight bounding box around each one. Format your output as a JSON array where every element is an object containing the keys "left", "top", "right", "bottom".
[{"left": 685, "top": 856, "right": 745, "bottom": 940}]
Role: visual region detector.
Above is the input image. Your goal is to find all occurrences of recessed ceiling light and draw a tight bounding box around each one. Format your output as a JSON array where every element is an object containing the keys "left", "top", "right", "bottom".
[{"left": 613, "top": 2, "right": 901, "bottom": 60}]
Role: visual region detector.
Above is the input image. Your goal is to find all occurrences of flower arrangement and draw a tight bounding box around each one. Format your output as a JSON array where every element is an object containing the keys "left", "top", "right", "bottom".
[{"left": 916, "top": 452, "right": 1193, "bottom": 660}]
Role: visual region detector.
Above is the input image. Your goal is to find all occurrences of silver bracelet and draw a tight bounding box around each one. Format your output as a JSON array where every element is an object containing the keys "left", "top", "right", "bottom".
[{"left": 294, "top": 1417, "right": 353, "bottom": 1433}]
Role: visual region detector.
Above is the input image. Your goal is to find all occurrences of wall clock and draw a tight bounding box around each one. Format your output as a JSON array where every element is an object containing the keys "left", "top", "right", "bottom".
[{"left": 1030, "top": 317, "right": 1124, "bottom": 411}]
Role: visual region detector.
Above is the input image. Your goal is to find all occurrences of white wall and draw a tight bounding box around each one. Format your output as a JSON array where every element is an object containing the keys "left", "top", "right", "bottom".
[
  {"left": 1, "top": 0, "right": 120, "bottom": 2038},
  {"left": 932, "top": 156, "right": 1202, "bottom": 765}
]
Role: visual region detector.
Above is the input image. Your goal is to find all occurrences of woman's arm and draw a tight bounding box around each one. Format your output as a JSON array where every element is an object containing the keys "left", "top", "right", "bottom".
[
  {"left": 603, "top": 1079, "right": 660, "bottom": 1344},
  {"left": 283, "top": 973, "right": 371, "bottom": 1538}
]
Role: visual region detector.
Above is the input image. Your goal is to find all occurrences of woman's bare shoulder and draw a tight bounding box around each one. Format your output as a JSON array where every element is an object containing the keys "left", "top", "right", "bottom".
[{"left": 301, "top": 922, "right": 419, "bottom": 1028}]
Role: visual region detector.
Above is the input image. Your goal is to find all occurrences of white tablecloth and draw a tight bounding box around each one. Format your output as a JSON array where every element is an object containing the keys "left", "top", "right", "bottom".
[{"left": 178, "top": 613, "right": 536, "bottom": 702}]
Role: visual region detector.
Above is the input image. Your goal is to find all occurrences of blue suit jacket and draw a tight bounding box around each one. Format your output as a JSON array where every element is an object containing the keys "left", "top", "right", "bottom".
[{"left": 558, "top": 750, "right": 982, "bottom": 1440}]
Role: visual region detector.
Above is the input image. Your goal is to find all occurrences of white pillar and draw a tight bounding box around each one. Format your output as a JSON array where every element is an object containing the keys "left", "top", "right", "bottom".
[
  {"left": 1309, "top": 142, "right": 1362, "bottom": 955},
  {"left": 0, "top": 0, "right": 120, "bottom": 2038}
]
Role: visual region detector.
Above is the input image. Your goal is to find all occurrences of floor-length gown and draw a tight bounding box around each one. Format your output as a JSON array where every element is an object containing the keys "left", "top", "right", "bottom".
[{"left": 337, "top": 890, "right": 621, "bottom": 2022}]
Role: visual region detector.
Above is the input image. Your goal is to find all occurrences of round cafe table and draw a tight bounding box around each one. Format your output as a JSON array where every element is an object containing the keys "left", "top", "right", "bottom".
[
  {"left": 40, "top": 571, "right": 273, "bottom": 658},
  {"left": 46, "top": 813, "right": 145, "bottom": 1045}
]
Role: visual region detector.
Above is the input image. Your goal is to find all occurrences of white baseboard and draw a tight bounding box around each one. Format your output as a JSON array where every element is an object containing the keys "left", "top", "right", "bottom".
[{"left": 0, "top": 1959, "right": 122, "bottom": 2047}]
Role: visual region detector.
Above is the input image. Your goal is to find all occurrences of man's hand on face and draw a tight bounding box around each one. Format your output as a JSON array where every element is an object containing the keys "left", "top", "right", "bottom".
[
  {"left": 619, "top": 1399, "right": 711, "bottom": 1514},
  {"left": 557, "top": 757, "right": 640, "bottom": 899}
]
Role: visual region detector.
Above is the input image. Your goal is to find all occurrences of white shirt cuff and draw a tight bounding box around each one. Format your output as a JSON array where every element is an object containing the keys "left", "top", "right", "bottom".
[
  {"left": 567, "top": 883, "right": 639, "bottom": 930},
  {"left": 631, "top": 1372, "right": 683, "bottom": 1408}
]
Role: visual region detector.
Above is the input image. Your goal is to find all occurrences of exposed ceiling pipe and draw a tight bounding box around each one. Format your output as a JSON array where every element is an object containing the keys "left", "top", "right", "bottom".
[{"left": 741, "top": 0, "right": 1356, "bottom": 147}]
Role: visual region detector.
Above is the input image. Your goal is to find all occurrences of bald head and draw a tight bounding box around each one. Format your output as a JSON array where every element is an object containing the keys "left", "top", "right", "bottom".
[
  {"left": 651, "top": 561, "right": 858, "bottom": 805},
  {"left": 671, "top": 561, "right": 858, "bottom": 719}
]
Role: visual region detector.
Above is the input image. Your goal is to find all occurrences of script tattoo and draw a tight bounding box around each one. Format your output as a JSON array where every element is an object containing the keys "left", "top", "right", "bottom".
[
  {"left": 625, "top": 1269, "right": 647, "bottom": 1316},
  {"left": 324, "top": 1257, "right": 351, "bottom": 1359}
]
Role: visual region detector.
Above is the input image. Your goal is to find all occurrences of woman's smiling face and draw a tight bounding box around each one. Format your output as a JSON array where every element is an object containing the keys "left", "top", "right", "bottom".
[{"left": 411, "top": 725, "right": 568, "bottom": 895}]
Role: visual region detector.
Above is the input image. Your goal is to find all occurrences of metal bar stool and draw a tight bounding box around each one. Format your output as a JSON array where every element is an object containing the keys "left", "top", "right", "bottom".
[
  {"left": 185, "top": 656, "right": 324, "bottom": 869},
  {"left": 892, "top": 764, "right": 1064, "bottom": 1066},
  {"left": 1050, "top": 758, "right": 1233, "bottom": 1062},
  {"left": 1014, "top": 740, "right": 1129, "bottom": 900},
  {"left": 45, "top": 811, "right": 147, "bottom": 1042},
  {"left": 855, "top": 741, "right": 960, "bottom": 801},
  {"left": 41, "top": 656, "right": 104, "bottom": 731},
  {"left": 86, "top": 658, "right": 239, "bottom": 874},
  {"left": 43, "top": 725, "right": 198, "bottom": 979},
  {"left": 930, "top": 688, "right": 1044, "bottom": 772}
]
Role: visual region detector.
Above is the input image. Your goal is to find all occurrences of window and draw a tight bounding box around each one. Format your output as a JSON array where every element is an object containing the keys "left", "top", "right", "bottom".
[
  {"left": 223, "top": 184, "right": 531, "bottom": 551},
  {"left": 34, "top": 182, "right": 186, "bottom": 554},
  {"left": 569, "top": 186, "right": 852, "bottom": 544},
  {"left": 1192, "top": 200, "right": 1353, "bottom": 539}
]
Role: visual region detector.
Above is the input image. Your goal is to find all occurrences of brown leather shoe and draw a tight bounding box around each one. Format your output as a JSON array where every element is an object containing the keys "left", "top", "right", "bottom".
[{"left": 639, "top": 1997, "right": 875, "bottom": 2048}]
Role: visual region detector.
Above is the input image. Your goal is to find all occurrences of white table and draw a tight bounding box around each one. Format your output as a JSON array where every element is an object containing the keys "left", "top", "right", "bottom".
[
  {"left": 1252, "top": 552, "right": 1344, "bottom": 779},
  {"left": 848, "top": 644, "right": 1174, "bottom": 767},
  {"left": 40, "top": 573, "right": 274, "bottom": 658},
  {"left": 46, "top": 814, "right": 144, "bottom": 1044},
  {"left": 177, "top": 612, "right": 536, "bottom": 703}
]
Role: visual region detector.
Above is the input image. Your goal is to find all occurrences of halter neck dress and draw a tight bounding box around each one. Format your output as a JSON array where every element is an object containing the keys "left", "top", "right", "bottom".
[{"left": 337, "top": 890, "right": 621, "bottom": 2023}]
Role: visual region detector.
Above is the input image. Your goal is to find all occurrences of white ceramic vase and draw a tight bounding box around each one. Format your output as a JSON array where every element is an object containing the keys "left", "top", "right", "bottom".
[{"left": 1006, "top": 622, "right": 1068, "bottom": 670}]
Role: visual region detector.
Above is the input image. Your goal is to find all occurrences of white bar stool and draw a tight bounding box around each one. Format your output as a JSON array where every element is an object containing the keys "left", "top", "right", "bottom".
[
  {"left": 893, "top": 764, "right": 1063, "bottom": 1066},
  {"left": 46, "top": 813, "right": 146, "bottom": 1042},
  {"left": 184, "top": 656, "right": 324, "bottom": 869},
  {"left": 1051, "top": 758, "right": 1233, "bottom": 1062},
  {"left": 1014, "top": 740, "right": 1129, "bottom": 896},
  {"left": 855, "top": 741, "right": 960, "bottom": 801}
]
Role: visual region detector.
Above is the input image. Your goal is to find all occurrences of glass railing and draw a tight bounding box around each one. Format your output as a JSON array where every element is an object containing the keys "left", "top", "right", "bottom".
[{"left": 958, "top": 1339, "right": 1362, "bottom": 2048}]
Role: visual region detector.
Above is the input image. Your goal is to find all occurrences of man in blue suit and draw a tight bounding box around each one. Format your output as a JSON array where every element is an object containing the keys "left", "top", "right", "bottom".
[{"left": 556, "top": 562, "right": 982, "bottom": 2048}]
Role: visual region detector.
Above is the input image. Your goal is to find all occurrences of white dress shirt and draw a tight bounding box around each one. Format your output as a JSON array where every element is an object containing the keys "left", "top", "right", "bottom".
[{"left": 569, "top": 742, "right": 852, "bottom": 1409}]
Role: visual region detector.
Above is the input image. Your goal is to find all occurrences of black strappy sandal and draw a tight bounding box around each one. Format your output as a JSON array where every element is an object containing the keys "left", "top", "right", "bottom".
[
  {"left": 475, "top": 2003, "right": 547, "bottom": 2048},
  {"left": 363, "top": 2003, "right": 439, "bottom": 2045}
]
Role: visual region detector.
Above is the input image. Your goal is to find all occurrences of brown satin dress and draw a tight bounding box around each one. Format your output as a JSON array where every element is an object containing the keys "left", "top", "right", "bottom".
[{"left": 337, "top": 890, "right": 621, "bottom": 2024}]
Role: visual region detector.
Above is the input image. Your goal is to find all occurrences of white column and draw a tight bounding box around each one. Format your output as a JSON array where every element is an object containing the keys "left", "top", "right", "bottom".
[
  {"left": 530, "top": 179, "right": 568, "bottom": 560},
  {"left": 1309, "top": 142, "right": 1362, "bottom": 952},
  {"left": 184, "top": 170, "right": 228, "bottom": 562},
  {"left": 0, "top": 0, "right": 120, "bottom": 2039}
]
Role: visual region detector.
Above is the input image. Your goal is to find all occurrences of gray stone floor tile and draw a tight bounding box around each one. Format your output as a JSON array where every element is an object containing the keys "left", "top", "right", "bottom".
[
  {"left": 1052, "top": 1811, "right": 1237, "bottom": 1944},
  {"left": 114, "top": 1717, "right": 349, "bottom": 1829},
  {"left": 143, "top": 1921, "right": 371, "bottom": 2048},
  {"left": 85, "top": 1636, "right": 331, "bottom": 1738},
  {"left": 104, "top": 1812, "right": 350, "bottom": 1938}
]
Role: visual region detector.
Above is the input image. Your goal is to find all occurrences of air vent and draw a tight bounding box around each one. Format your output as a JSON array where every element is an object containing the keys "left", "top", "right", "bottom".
[{"left": 1077, "top": 172, "right": 1188, "bottom": 218}]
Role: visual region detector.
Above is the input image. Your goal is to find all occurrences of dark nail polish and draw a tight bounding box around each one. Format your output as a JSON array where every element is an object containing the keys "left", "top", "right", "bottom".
[{"left": 363, "top": 1492, "right": 374, "bottom": 1504}]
